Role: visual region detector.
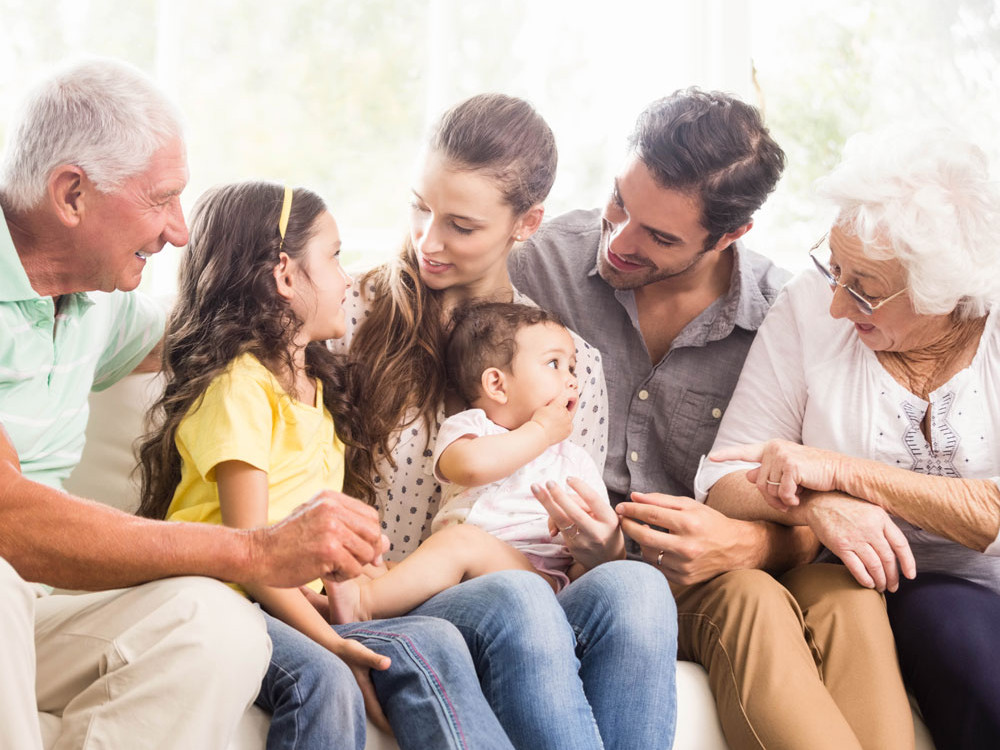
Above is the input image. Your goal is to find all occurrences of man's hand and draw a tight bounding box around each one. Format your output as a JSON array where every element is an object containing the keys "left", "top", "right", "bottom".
[
  {"left": 0, "top": 423, "right": 21, "bottom": 472},
  {"left": 616, "top": 492, "right": 771, "bottom": 585},
  {"left": 246, "top": 490, "right": 385, "bottom": 588},
  {"left": 803, "top": 492, "right": 916, "bottom": 592}
]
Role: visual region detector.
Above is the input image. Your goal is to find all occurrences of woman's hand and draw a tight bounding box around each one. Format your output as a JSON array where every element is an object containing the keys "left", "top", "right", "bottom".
[
  {"left": 710, "top": 440, "right": 849, "bottom": 511},
  {"left": 531, "top": 476, "right": 624, "bottom": 568},
  {"left": 804, "top": 492, "right": 916, "bottom": 592},
  {"left": 327, "top": 634, "right": 394, "bottom": 735}
]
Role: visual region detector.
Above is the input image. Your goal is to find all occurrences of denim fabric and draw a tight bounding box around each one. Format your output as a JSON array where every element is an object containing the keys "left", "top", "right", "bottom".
[
  {"left": 558, "top": 561, "right": 677, "bottom": 750},
  {"left": 258, "top": 610, "right": 514, "bottom": 750},
  {"left": 257, "top": 612, "right": 365, "bottom": 750},
  {"left": 410, "top": 563, "right": 678, "bottom": 750}
]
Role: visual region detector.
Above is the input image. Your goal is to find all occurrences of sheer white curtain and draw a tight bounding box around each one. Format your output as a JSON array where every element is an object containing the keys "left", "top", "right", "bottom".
[{"left": 0, "top": 0, "right": 750, "bottom": 292}]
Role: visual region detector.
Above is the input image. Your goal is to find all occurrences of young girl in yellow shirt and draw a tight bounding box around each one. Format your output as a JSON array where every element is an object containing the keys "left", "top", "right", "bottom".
[{"left": 136, "top": 181, "right": 515, "bottom": 750}]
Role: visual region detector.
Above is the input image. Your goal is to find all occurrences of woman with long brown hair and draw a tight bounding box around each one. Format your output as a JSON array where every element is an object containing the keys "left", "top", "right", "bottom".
[{"left": 335, "top": 94, "right": 679, "bottom": 750}]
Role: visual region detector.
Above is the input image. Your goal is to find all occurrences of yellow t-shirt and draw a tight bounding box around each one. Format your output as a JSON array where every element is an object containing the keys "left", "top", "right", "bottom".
[{"left": 166, "top": 352, "right": 344, "bottom": 592}]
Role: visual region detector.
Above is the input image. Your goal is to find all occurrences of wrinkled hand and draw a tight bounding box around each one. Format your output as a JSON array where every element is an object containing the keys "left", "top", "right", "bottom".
[
  {"left": 710, "top": 440, "right": 846, "bottom": 511},
  {"left": 249, "top": 490, "right": 386, "bottom": 588},
  {"left": 804, "top": 493, "right": 916, "bottom": 592},
  {"left": 616, "top": 492, "right": 757, "bottom": 585},
  {"left": 531, "top": 476, "right": 624, "bottom": 569},
  {"left": 529, "top": 387, "right": 579, "bottom": 447}
]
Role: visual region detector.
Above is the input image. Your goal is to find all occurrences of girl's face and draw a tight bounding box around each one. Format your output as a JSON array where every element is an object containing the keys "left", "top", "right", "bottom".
[
  {"left": 286, "top": 211, "right": 353, "bottom": 343},
  {"left": 409, "top": 150, "right": 541, "bottom": 301}
]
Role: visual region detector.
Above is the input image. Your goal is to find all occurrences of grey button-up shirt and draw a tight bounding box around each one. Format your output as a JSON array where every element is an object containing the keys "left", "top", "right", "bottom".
[{"left": 509, "top": 208, "right": 790, "bottom": 504}]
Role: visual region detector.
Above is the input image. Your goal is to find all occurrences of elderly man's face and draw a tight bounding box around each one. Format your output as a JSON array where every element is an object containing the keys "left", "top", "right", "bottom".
[{"left": 81, "top": 137, "right": 189, "bottom": 292}]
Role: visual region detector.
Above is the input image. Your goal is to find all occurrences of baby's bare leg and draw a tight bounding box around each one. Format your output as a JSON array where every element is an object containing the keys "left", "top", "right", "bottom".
[{"left": 360, "top": 524, "right": 538, "bottom": 620}]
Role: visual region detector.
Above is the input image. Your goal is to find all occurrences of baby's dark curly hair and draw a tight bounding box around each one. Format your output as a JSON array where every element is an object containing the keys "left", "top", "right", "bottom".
[{"left": 445, "top": 301, "right": 563, "bottom": 405}]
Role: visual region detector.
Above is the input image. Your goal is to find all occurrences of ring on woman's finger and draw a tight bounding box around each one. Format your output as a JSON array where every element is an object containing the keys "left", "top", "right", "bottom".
[
  {"left": 765, "top": 480, "right": 781, "bottom": 487},
  {"left": 559, "top": 523, "right": 577, "bottom": 534},
  {"left": 656, "top": 550, "right": 664, "bottom": 567}
]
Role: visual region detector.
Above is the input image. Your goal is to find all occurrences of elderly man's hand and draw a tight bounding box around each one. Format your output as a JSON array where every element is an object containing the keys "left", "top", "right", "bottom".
[
  {"left": 246, "top": 490, "right": 385, "bottom": 588},
  {"left": 0, "top": 423, "right": 21, "bottom": 472}
]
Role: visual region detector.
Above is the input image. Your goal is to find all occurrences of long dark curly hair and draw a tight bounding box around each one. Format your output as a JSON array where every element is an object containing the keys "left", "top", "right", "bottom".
[{"left": 136, "top": 181, "right": 373, "bottom": 519}]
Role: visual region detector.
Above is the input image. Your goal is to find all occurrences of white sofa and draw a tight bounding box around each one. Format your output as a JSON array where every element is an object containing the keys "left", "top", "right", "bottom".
[{"left": 51, "top": 372, "right": 933, "bottom": 750}]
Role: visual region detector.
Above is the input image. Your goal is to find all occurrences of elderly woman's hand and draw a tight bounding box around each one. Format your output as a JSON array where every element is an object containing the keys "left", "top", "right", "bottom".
[
  {"left": 531, "top": 477, "right": 625, "bottom": 569},
  {"left": 803, "top": 492, "right": 916, "bottom": 592},
  {"left": 710, "top": 439, "right": 848, "bottom": 511}
]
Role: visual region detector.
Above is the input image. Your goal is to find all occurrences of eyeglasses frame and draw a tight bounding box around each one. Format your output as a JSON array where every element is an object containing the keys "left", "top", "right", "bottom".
[{"left": 808, "top": 234, "right": 907, "bottom": 316}]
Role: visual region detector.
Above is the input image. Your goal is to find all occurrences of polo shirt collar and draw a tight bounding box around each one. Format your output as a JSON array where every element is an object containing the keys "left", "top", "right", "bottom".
[
  {"left": 0, "top": 206, "right": 94, "bottom": 312},
  {"left": 0, "top": 206, "right": 41, "bottom": 302}
]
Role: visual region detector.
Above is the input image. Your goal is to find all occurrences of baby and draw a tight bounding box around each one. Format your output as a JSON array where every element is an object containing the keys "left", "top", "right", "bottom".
[{"left": 329, "top": 301, "right": 616, "bottom": 622}]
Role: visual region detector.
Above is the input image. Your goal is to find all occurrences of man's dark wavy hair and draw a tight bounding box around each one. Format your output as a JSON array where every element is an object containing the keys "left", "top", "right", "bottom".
[{"left": 629, "top": 87, "right": 786, "bottom": 249}]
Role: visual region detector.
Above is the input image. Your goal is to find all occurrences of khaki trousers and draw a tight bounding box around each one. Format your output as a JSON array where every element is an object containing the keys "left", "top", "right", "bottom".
[
  {"left": 2, "top": 558, "right": 270, "bottom": 750},
  {"left": 674, "top": 564, "right": 914, "bottom": 750}
]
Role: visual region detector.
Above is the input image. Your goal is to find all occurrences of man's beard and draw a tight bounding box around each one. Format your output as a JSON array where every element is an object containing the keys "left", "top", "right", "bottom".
[{"left": 596, "top": 227, "right": 714, "bottom": 290}]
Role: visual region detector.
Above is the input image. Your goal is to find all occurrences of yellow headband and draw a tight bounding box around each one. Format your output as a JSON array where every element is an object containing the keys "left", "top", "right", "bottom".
[{"left": 278, "top": 185, "right": 293, "bottom": 250}]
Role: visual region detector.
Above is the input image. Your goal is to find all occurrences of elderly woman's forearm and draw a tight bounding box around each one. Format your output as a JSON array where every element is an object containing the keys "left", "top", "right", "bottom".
[{"left": 845, "top": 460, "right": 1000, "bottom": 552}]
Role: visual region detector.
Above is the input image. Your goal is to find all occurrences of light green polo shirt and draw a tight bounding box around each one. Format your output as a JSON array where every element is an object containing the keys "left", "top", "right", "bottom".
[{"left": 0, "top": 207, "right": 165, "bottom": 489}]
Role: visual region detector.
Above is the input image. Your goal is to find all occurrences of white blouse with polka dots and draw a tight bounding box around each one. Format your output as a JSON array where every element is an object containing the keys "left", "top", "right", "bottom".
[{"left": 333, "top": 280, "right": 610, "bottom": 561}]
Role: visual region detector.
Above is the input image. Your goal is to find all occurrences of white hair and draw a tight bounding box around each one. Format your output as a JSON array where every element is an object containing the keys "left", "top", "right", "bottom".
[
  {"left": 816, "top": 125, "right": 1000, "bottom": 318},
  {"left": 0, "top": 57, "right": 184, "bottom": 213}
]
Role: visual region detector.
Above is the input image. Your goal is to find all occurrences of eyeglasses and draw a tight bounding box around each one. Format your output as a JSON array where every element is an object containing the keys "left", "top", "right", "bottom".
[{"left": 809, "top": 234, "right": 906, "bottom": 316}]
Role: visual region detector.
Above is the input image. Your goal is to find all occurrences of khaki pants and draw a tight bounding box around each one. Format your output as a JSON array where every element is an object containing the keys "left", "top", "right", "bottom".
[
  {"left": 1, "top": 558, "right": 270, "bottom": 750},
  {"left": 675, "top": 564, "right": 914, "bottom": 750}
]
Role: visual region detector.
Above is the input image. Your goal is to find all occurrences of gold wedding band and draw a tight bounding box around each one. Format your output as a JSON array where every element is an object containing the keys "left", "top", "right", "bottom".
[
  {"left": 656, "top": 550, "right": 664, "bottom": 567},
  {"left": 766, "top": 480, "right": 781, "bottom": 486}
]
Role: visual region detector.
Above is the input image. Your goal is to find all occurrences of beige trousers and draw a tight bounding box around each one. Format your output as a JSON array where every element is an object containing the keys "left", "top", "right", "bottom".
[
  {"left": 675, "top": 564, "right": 915, "bottom": 750},
  {"left": 1, "top": 558, "right": 270, "bottom": 750}
]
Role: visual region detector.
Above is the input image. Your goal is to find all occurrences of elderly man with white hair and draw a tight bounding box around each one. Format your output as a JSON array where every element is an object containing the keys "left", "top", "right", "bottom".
[
  {"left": 701, "top": 125, "right": 1000, "bottom": 750},
  {"left": 0, "top": 58, "right": 388, "bottom": 750}
]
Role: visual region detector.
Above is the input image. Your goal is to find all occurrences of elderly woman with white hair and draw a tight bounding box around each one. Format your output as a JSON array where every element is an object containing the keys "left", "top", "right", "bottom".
[{"left": 697, "top": 125, "right": 1000, "bottom": 750}]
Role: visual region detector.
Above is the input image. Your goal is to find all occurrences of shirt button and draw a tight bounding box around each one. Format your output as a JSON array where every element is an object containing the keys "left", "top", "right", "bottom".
[
  {"left": 630, "top": 451, "right": 639, "bottom": 462},
  {"left": 711, "top": 407, "right": 723, "bottom": 419},
  {"left": 638, "top": 389, "right": 649, "bottom": 401}
]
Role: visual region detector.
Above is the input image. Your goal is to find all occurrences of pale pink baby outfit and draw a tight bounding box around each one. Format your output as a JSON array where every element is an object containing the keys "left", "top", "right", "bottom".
[{"left": 431, "top": 408, "right": 611, "bottom": 591}]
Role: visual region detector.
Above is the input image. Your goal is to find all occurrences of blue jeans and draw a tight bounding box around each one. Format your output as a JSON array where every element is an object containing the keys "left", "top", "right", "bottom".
[
  {"left": 410, "top": 561, "right": 678, "bottom": 750},
  {"left": 257, "top": 610, "right": 514, "bottom": 750}
]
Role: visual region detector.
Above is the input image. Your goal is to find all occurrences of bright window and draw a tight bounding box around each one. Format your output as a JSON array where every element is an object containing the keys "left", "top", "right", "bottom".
[{"left": 2, "top": 0, "right": 997, "bottom": 289}]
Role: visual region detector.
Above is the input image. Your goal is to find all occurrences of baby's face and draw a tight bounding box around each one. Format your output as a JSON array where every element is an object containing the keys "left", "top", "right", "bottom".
[{"left": 502, "top": 322, "right": 579, "bottom": 423}]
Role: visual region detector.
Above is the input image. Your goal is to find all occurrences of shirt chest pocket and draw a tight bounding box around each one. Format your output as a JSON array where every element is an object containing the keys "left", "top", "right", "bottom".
[{"left": 668, "top": 388, "right": 729, "bottom": 491}]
